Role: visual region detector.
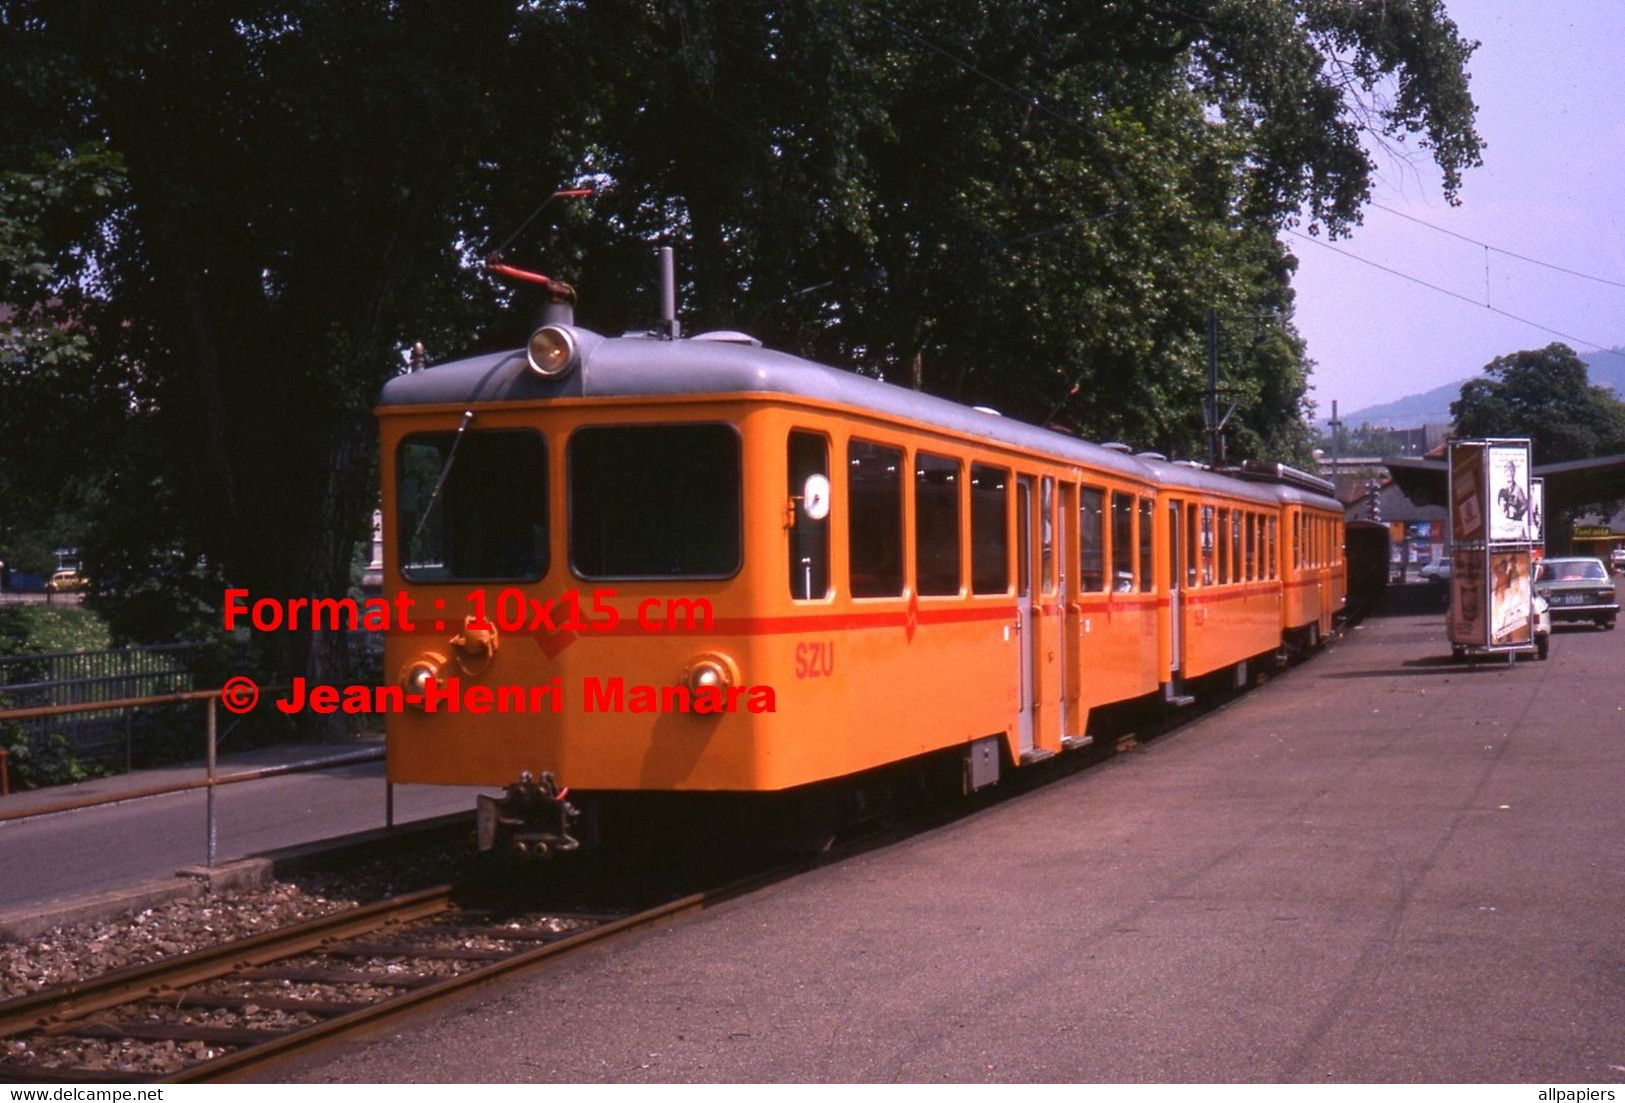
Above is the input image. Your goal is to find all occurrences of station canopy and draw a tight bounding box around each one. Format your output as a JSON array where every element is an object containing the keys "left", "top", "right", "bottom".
[{"left": 1386, "top": 452, "right": 1625, "bottom": 515}]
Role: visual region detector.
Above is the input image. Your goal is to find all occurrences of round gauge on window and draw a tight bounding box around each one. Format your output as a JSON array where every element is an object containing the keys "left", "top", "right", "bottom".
[{"left": 803, "top": 474, "right": 831, "bottom": 520}]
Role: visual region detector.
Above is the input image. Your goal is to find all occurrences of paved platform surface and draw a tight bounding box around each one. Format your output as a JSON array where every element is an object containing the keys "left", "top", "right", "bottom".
[
  {"left": 261, "top": 592, "right": 1625, "bottom": 1083},
  {"left": 0, "top": 741, "right": 489, "bottom": 913},
  {"left": 0, "top": 742, "right": 382, "bottom": 823}
]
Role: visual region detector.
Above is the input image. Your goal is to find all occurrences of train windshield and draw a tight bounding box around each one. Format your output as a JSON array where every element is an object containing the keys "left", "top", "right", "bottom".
[
  {"left": 569, "top": 423, "right": 742, "bottom": 578},
  {"left": 397, "top": 429, "right": 548, "bottom": 581}
]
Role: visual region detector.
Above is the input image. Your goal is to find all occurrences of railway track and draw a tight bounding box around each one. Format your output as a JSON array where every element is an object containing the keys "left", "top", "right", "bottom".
[
  {"left": 0, "top": 877, "right": 753, "bottom": 1083},
  {"left": 0, "top": 622, "right": 1351, "bottom": 1084}
]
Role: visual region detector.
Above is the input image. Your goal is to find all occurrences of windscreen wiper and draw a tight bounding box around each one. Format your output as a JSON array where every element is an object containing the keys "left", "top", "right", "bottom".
[{"left": 408, "top": 408, "right": 476, "bottom": 555}]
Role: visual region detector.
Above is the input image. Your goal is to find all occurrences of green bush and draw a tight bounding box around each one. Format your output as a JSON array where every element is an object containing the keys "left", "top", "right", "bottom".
[
  {"left": 0, "top": 604, "right": 112, "bottom": 655},
  {"left": 3, "top": 730, "right": 106, "bottom": 789}
]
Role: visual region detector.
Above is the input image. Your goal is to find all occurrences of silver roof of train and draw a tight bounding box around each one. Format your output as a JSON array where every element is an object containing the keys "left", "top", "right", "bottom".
[{"left": 378, "top": 329, "right": 1339, "bottom": 510}]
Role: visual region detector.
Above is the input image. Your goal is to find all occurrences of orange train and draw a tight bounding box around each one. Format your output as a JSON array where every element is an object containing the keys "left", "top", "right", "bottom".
[{"left": 377, "top": 296, "right": 1345, "bottom": 854}]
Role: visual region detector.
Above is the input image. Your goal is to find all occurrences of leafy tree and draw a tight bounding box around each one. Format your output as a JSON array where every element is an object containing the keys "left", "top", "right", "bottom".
[
  {"left": 1, "top": 1, "right": 1482, "bottom": 731},
  {"left": 1452, "top": 344, "right": 1625, "bottom": 465},
  {"left": 560, "top": 1, "right": 1479, "bottom": 460},
  {"left": 3, "top": 3, "right": 558, "bottom": 714},
  {"left": 0, "top": 147, "right": 126, "bottom": 566},
  {"left": 1312, "top": 420, "right": 1427, "bottom": 458}
]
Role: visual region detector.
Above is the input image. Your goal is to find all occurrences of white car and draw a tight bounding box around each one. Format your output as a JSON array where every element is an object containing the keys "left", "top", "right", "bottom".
[{"left": 1419, "top": 559, "right": 1451, "bottom": 583}]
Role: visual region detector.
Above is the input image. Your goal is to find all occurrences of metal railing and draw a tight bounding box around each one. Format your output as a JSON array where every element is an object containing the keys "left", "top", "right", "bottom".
[
  {"left": 0, "top": 642, "right": 210, "bottom": 773},
  {"left": 0, "top": 633, "right": 385, "bottom": 780}
]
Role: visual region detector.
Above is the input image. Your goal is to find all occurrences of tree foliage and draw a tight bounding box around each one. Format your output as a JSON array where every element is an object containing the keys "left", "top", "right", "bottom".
[
  {"left": 0, "top": 1, "right": 1482, "bottom": 693},
  {"left": 1452, "top": 344, "right": 1625, "bottom": 465},
  {"left": 1313, "top": 420, "right": 1427, "bottom": 459}
]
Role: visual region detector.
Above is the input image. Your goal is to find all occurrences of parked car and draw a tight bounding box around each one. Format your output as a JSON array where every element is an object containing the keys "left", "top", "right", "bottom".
[
  {"left": 1532, "top": 557, "right": 1617, "bottom": 629},
  {"left": 1419, "top": 559, "right": 1452, "bottom": 583},
  {"left": 1612, "top": 547, "right": 1625, "bottom": 571},
  {"left": 45, "top": 568, "right": 89, "bottom": 593},
  {"left": 1532, "top": 593, "right": 1552, "bottom": 659}
]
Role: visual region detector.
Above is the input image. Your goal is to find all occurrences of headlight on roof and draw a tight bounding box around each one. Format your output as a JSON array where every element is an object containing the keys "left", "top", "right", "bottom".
[{"left": 526, "top": 324, "right": 579, "bottom": 378}]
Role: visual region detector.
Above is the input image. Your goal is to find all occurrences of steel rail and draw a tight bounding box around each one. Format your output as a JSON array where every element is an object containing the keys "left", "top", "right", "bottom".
[
  {"left": 184, "top": 863, "right": 796, "bottom": 1084},
  {"left": 0, "top": 886, "right": 456, "bottom": 1044},
  {"left": 0, "top": 862, "right": 795, "bottom": 1084}
]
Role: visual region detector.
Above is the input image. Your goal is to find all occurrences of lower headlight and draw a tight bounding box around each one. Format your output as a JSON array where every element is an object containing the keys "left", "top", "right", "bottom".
[
  {"left": 401, "top": 653, "right": 448, "bottom": 708},
  {"left": 682, "top": 652, "right": 739, "bottom": 694}
]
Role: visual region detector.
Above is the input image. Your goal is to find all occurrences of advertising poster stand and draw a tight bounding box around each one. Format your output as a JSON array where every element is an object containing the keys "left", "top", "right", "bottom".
[{"left": 1447, "top": 439, "right": 1537, "bottom": 662}]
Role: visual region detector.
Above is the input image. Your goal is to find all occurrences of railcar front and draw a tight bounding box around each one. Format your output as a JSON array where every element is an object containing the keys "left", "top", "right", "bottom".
[{"left": 377, "top": 328, "right": 1171, "bottom": 853}]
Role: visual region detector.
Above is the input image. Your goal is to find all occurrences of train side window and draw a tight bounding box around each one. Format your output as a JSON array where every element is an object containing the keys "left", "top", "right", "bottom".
[
  {"left": 399, "top": 429, "right": 547, "bottom": 582},
  {"left": 1231, "top": 511, "right": 1243, "bottom": 582},
  {"left": 1186, "top": 504, "right": 1199, "bottom": 587},
  {"left": 1137, "top": 497, "right": 1154, "bottom": 593},
  {"left": 1078, "top": 486, "right": 1105, "bottom": 592},
  {"left": 915, "top": 452, "right": 962, "bottom": 596},
  {"left": 1245, "top": 513, "right": 1257, "bottom": 581},
  {"left": 1017, "top": 481, "right": 1031, "bottom": 599},
  {"left": 1041, "top": 477, "right": 1056, "bottom": 595},
  {"left": 1111, "top": 492, "right": 1135, "bottom": 592},
  {"left": 1201, "top": 505, "right": 1215, "bottom": 585},
  {"left": 1216, "top": 508, "right": 1230, "bottom": 584},
  {"left": 1268, "top": 518, "right": 1278, "bottom": 580},
  {"left": 848, "top": 439, "right": 905, "bottom": 598},
  {"left": 971, "top": 463, "right": 1010, "bottom": 594},
  {"left": 788, "top": 431, "right": 831, "bottom": 600}
]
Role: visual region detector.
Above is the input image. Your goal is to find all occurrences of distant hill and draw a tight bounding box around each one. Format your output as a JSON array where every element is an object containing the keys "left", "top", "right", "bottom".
[{"left": 1325, "top": 347, "right": 1625, "bottom": 431}]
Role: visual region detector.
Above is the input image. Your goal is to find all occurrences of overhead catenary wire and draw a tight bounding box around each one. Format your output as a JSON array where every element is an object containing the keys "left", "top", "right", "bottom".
[
  {"left": 1370, "top": 202, "right": 1625, "bottom": 291},
  {"left": 1285, "top": 229, "right": 1625, "bottom": 363}
]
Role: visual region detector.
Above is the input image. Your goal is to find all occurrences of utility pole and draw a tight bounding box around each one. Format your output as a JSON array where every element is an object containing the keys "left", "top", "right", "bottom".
[
  {"left": 1205, "top": 307, "right": 1277, "bottom": 465},
  {"left": 1206, "top": 310, "right": 1221, "bottom": 466},
  {"left": 1327, "top": 399, "right": 1343, "bottom": 495}
]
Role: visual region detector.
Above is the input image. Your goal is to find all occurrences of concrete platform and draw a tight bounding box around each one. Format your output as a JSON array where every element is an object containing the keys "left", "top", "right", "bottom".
[
  {"left": 0, "top": 741, "right": 492, "bottom": 922},
  {"left": 260, "top": 593, "right": 1625, "bottom": 1083},
  {"left": 0, "top": 742, "right": 384, "bottom": 824}
]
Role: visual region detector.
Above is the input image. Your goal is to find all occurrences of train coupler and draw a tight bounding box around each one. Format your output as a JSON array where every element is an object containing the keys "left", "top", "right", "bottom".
[{"left": 476, "top": 771, "right": 581, "bottom": 858}]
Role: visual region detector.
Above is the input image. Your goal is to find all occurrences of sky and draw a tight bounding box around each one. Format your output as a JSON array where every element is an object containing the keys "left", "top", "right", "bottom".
[{"left": 1289, "top": 0, "right": 1625, "bottom": 420}]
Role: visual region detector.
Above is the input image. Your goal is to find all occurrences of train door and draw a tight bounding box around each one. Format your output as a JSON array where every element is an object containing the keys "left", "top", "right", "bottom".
[
  {"left": 1318, "top": 516, "right": 1335, "bottom": 636},
  {"left": 1016, "top": 475, "right": 1036, "bottom": 757},
  {"left": 1057, "top": 481, "right": 1075, "bottom": 740},
  {"left": 1168, "top": 498, "right": 1185, "bottom": 674}
]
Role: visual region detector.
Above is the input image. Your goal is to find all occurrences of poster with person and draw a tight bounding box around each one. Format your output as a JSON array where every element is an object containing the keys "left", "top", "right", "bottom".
[
  {"left": 1489, "top": 549, "right": 1533, "bottom": 645},
  {"left": 1488, "top": 443, "right": 1532, "bottom": 543}
]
